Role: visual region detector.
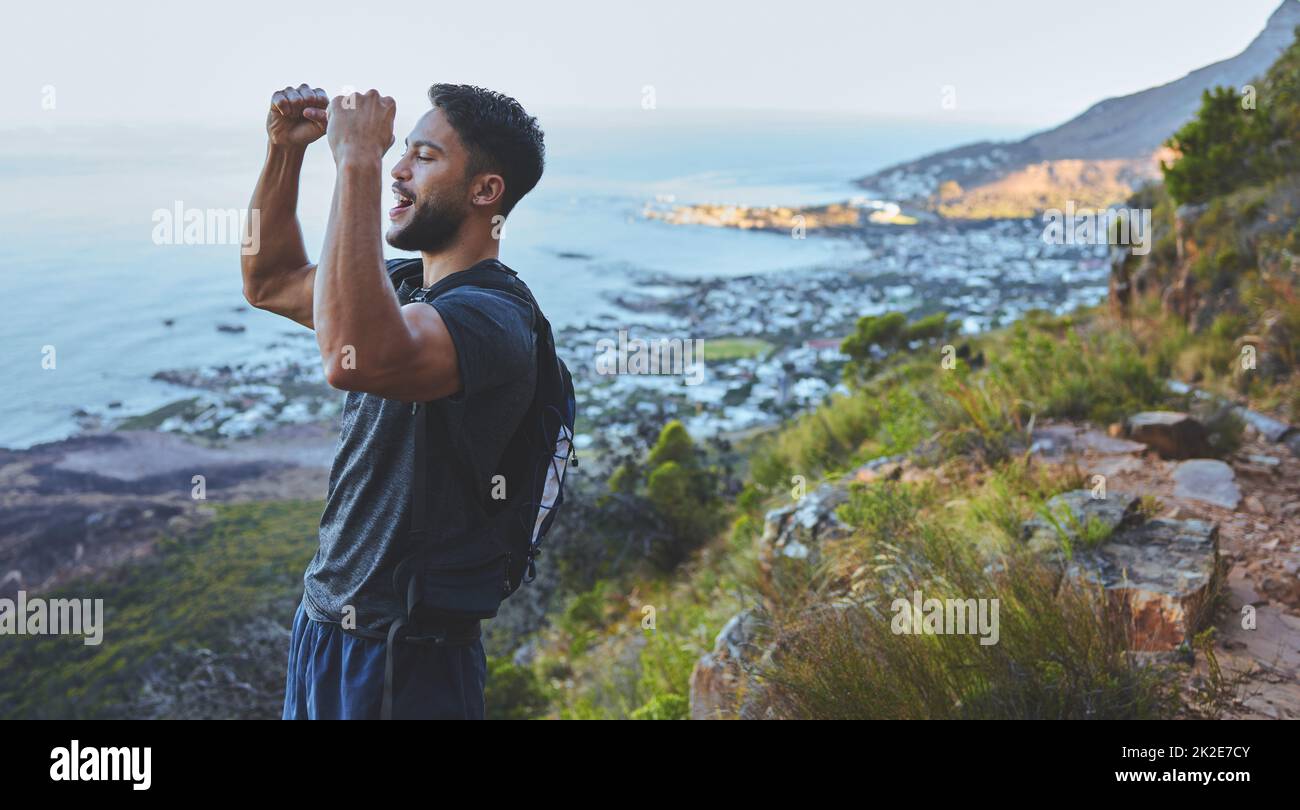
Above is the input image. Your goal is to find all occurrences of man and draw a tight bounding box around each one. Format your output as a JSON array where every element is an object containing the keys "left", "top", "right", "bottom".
[{"left": 241, "top": 83, "right": 545, "bottom": 719}]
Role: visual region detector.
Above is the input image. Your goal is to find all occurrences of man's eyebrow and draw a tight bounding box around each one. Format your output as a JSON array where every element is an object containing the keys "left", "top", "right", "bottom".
[{"left": 404, "top": 139, "right": 446, "bottom": 154}]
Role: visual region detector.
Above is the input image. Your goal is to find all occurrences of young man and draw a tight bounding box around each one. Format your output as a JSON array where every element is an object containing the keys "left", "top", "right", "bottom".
[{"left": 241, "top": 83, "right": 545, "bottom": 719}]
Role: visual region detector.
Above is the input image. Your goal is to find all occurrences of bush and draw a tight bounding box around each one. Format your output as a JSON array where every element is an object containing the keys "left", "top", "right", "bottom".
[
  {"left": 485, "top": 658, "right": 551, "bottom": 720},
  {"left": 629, "top": 693, "right": 689, "bottom": 720}
]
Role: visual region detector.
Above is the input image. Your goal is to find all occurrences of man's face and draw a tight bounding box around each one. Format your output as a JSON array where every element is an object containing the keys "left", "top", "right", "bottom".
[{"left": 387, "top": 108, "right": 472, "bottom": 252}]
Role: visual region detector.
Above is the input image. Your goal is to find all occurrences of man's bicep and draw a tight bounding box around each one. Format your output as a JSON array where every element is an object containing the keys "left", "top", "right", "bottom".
[{"left": 392, "top": 302, "right": 462, "bottom": 402}]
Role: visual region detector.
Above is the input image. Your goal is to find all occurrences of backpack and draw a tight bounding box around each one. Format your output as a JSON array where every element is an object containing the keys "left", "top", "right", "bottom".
[{"left": 376, "top": 257, "right": 576, "bottom": 718}]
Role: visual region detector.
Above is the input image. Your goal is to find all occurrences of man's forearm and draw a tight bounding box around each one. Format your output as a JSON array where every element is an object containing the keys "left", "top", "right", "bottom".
[
  {"left": 314, "top": 154, "right": 412, "bottom": 384},
  {"left": 242, "top": 143, "right": 311, "bottom": 306}
]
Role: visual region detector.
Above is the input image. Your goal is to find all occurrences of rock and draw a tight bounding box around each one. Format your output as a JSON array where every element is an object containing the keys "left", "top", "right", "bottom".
[
  {"left": 1124, "top": 411, "right": 1210, "bottom": 459},
  {"left": 1232, "top": 407, "right": 1293, "bottom": 444},
  {"left": 758, "top": 484, "right": 851, "bottom": 571},
  {"left": 1020, "top": 492, "right": 1226, "bottom": 650},
  {"left": 1243, "top": 495, "right": 1266, "bottom": 515},
  {"left": 1021, "top": 490, "right": 1141, "bottom": 556},
  {"left": 1068, "top": 518, "right": 1225, "bottom": 651},
  {"left": 1245, "top": 453, "right": 1281, "bottom": 467},
  {"left": 689, "top": 610, "right": 762, "bottom": 720},
  {"left": 853, "top": 454, "right": 906, "bottom": 483},
  {"left": 1172, "top": 459, "right": 1241, "bottom": 510},
  {"left": 1028, "top": 425, "right": 1146, "bottom": 458}
]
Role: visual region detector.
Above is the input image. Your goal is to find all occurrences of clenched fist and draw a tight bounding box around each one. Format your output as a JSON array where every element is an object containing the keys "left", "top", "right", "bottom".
[
  {"left": 266, "top": 84, "right": 329, "bottom": 148},
  {"left": 326, "top": 90, "right": 396, "bottom": 164}
]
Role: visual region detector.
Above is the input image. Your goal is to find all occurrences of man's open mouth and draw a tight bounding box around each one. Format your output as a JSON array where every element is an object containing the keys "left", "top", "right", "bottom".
[{"left": 389, "top": 189, "right": 415, "bottom": 219}]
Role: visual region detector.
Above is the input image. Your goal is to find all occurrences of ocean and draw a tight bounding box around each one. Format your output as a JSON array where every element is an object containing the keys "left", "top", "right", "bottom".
[{"left": 0, "top": 111, "right": 1024, "bottom": 449}]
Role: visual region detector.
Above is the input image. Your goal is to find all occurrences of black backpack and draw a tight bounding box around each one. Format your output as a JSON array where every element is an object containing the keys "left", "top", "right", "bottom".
[{"left": 376, "top": 257, "right": 576, "bottom": 718}]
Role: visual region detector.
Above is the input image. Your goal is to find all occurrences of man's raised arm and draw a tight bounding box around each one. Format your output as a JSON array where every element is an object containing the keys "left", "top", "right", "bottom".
[
  {"left": 312, "top": 91, "right": 462, "bottom": 403},
  {"left": 240, "top": 84, "right": 330, "bottom": 330}
]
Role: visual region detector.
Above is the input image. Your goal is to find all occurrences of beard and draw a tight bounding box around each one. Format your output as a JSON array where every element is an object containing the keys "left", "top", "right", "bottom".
[{"left": 386, "top": 190, "right": 468, "bottom": 253}]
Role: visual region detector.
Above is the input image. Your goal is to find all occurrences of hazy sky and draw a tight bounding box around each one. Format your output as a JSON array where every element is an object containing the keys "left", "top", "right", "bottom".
[{"left": 0, "top": 0, "right": 1287, "bottom": 131}]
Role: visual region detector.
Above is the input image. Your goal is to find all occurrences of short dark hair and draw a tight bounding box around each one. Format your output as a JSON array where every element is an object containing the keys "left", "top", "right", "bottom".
[{"left": 428, "top": 83, "right": 545, "bottom": 217}]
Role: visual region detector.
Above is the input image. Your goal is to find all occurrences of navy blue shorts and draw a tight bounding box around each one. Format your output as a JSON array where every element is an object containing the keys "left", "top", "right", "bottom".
[{"left": 282, "top": 598, "right": 487, "bottom": 720}]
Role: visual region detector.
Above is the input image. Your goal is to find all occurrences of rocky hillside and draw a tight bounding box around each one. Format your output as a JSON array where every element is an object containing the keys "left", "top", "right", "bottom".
[
  {"left": 692, "top": 408, "right": 1299, "bottom": 719},
  {"left": 858, "top": 1, "right": 1300, "bottom": 217}
]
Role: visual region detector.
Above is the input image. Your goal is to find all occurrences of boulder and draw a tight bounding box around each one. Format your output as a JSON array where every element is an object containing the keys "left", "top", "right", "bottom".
[
  {"left": 1067, "top": 518, "right": 1225, "bottom": 651},
  {"left": 1021, "top": 492, "right": 1225, "bottom": 651},
  {"left": 1124, "top": 411, "right": 1210, "bottom": 459}
]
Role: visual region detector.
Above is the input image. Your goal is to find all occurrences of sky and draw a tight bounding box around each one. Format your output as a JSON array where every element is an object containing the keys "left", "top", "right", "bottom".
[{"left": 0, "top": 0, "right": 1288, "bottom": 132}]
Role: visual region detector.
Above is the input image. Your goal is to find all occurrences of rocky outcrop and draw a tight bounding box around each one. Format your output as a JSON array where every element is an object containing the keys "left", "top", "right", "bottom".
[
  {"left": 1022, "top": 488, "right": 1225, "bottom": 651},
  {"left": 756, "top": 484, "right": 852, "bottom": 575},
  {"left": 691, "top": 418, "right": 1240, "bottom": 716}
]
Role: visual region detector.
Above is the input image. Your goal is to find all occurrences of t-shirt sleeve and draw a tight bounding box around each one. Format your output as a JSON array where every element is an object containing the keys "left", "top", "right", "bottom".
[{"left": 427, "top": 287, "right": 535, "bottom": 400}]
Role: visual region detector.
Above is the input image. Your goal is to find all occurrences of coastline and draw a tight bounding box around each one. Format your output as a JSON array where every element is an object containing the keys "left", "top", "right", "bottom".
[{"left": 43, "top": 215, "right": 1108, "bottom": 455}]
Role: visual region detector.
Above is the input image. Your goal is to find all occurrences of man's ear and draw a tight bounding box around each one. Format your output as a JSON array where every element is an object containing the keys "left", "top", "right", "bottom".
[{"left": 470, "top": 173, "right": 505, "bottom": 209}]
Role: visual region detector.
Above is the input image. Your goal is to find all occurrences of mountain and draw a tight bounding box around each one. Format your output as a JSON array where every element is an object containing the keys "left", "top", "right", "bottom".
[{"left": 859, "top": 0, "right": 1300, "bottom": 217}]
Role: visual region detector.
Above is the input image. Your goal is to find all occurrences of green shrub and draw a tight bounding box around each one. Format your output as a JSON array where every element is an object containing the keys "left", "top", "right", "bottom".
[{"left": 485, "top": 658, "right": 551, "bottom": 720}]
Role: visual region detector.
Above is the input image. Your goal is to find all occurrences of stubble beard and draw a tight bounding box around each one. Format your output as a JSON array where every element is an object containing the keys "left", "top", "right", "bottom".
[{"left": 386, "top": 190, "right": 469, "bottom": 254}]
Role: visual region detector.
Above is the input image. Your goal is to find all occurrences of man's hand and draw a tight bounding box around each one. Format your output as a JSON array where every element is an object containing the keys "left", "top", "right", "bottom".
[
  {"left": 326, "top": 90, "right": 396, "bottom": 165},
  {"left": 266, "top": 84, "right": 330, "bottom": 148}
]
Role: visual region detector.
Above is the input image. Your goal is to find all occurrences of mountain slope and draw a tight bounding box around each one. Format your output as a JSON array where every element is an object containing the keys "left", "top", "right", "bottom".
[{"left": 859, "top": 0, "right": 1300, "bottom": 217}]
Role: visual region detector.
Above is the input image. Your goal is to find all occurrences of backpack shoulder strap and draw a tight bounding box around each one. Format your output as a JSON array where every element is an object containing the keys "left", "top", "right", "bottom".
[
  {"left": 406, "top": 260, "right": 543, "bottom": 531},
  {"left": 386, "top": 258, "right": 424, "bottom": 299}
]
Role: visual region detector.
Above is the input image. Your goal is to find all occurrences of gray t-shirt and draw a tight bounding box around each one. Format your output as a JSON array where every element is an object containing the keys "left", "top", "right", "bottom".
[{"left": 302, "top": 261, "right": 537, "bottom": 633}]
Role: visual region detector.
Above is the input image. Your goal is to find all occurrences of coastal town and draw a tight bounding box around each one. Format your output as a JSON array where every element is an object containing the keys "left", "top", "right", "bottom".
[{"left": 73, "top": 215, "right": 1110, "bottom": 466}]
